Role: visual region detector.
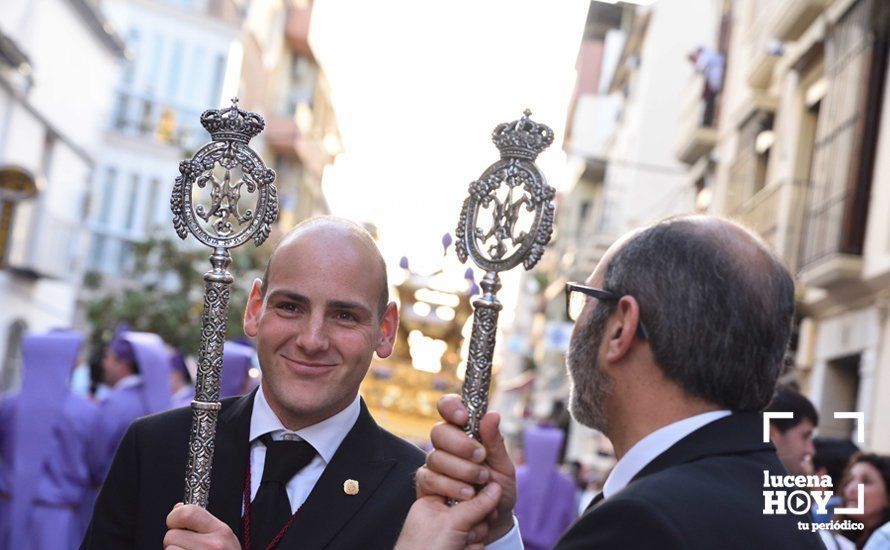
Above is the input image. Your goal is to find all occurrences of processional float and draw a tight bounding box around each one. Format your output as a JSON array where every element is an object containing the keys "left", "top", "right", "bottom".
[
  {"left": 455, "top": 110, "right": 556, "bottom": 441},
  {"left": 170, "top": 98, "right": 279, "bottom": 507}
]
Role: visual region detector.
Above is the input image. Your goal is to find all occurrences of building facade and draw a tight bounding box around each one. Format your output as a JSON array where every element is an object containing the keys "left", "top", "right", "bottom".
[
  {"left": 239, "top": 0, "right": 341, "bottom": 233},
  {"left": 497, "top": 0, "right": 725, "bottom": 466},
  {"left": 0, "top": 0, "right": 124, "bottom": 390},
  {"left": 84, "top": 0, "right": 243, "bottom": 277},
  {"left": 705, "top": 0, "right": 890, "bottom": 452}
]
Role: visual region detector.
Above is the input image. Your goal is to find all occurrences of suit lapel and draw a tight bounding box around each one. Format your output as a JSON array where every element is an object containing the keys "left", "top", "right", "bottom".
[
  {"left": 207, "top": 389, "right": 256, "bottom": 536},
  {"left": 278, "top": 400, "right": 397, "bottom": 549},
  {"left": 584, "top": 492, "right": 604, "bottom": 512}
]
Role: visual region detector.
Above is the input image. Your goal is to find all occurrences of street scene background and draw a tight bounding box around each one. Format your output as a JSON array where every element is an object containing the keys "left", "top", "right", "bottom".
[{"left": 1, "top": 0, "right": 890, "bottom": 542}]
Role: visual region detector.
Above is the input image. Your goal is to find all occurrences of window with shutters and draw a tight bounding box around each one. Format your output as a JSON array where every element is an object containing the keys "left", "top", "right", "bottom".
[{"left": 799, "top": 0, "right": 890, "bottom": 270}]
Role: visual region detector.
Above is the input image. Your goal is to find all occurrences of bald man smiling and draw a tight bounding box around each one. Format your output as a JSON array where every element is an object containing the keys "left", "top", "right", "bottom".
[{"left": 82, "top": 217, "right": 425, "bottom": 550}]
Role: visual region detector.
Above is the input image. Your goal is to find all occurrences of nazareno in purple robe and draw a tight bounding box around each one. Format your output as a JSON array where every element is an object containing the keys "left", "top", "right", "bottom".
[
  {"left": 88, "top": 331, "right": 172, "bottom": 484},
  {"left": 0, "top": 330, "right": 100, "bottom": 550},
  {"left": 221, "top": 340, "right": 256, "bottom": 398},
  {"left": 514, "top": 424, "right": 578, "bottom": 550}
]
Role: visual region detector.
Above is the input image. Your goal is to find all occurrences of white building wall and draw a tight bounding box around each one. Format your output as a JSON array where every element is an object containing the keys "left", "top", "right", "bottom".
[
  {"left": 602, "top": 0, "right": 721, "bottom": 234},
  {"left": 87, "top": 0, "right": 241, "bottom": 275},
  {"left": 0, "top": 0, "right": 122, "bottom": 365}
]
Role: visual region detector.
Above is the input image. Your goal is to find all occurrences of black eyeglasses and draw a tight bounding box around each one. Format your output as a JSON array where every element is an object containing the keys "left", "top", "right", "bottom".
[{"left": 565, "top": 282, "right": 648, "bottom": 340}]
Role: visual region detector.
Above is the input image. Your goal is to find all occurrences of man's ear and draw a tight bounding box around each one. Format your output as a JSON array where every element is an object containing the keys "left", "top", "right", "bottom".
[
  {"left": 243, "top": 278, "right": 265, "bottom": 338},
  {"left": 374, "top": 302, "right": 399, "bottom": 359},
  {"left": 604, "top": 295, "right": 642, "bottom": 363}
]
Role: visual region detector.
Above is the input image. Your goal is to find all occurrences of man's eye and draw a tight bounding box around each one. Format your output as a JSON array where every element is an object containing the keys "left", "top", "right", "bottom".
[
  {"left": 335, "top": 311, "right": 358, "bottom": 323},
  {"left": 277, "top": 302, "right": 301, "bottom": 313}
]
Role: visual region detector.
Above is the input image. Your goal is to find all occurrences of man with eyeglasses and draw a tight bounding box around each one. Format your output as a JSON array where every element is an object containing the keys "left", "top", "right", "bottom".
[{"left": 394, "top": 215, "right": 824, "bottom": 549}]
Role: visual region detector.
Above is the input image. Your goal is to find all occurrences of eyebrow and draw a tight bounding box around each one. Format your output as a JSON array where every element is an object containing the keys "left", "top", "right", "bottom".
[{"left": 266, "top": 290, "right": 373, "bottom": 319}]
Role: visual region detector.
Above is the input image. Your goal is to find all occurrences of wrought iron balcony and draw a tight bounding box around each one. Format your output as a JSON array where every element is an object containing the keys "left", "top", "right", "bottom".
[
  {"left": 797, "top": 182, "right": 864, "bottom": 288},
  {"left": 108, "top": 90, "right": 204, "bottom": 150}
]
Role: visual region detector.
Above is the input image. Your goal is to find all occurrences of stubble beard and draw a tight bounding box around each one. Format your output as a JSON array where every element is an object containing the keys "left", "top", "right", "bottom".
[{"left": 566, "top": 309, "right": 613, "bottom": 434}]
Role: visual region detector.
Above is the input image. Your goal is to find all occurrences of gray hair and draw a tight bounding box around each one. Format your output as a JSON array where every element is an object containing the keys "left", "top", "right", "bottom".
[{"left": 593, "top": 216, "right": 795, "bottom": 412}]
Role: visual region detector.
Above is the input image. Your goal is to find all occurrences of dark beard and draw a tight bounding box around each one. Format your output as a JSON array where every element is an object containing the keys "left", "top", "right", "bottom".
[{"left": 566, "top": 308, "right": 613, "bottom": 433}]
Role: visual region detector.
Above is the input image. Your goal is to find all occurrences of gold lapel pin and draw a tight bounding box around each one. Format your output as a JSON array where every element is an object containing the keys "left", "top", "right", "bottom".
[{"left": 343, "top": 479, "right": 359, "bottom": 496}]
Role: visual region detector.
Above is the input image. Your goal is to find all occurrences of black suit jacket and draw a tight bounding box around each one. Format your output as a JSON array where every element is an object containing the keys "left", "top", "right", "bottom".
[
  {"left": 82, "top": 391, "right": 425, "bottom": 549},
  {"left": 555, "top": 413, "right": 826, "bottom": 550}
]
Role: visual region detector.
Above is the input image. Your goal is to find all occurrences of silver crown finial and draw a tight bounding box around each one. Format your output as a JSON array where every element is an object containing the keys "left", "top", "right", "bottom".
[
  {"left": 491, "top": 110, "right": 554, "bottom": 161},
  {"left": 199, "top": 97, "right": 264, "bottom": 144}
]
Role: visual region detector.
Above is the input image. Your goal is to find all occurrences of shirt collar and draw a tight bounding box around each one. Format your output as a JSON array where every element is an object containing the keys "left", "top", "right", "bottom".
[
  {"left": 115, "top": 374, "right": 142, "bottom": 390},
  {"left": 602, "top": 410, "right": 731, "bottom": 498},
  {"left": 249, "top": 386, "right": 361, "bottom": 464}
]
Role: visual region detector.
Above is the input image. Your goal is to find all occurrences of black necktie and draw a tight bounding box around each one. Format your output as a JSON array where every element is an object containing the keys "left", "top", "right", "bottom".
[{"left": 250, "top": 433, "right": 316, "bottom": 549}]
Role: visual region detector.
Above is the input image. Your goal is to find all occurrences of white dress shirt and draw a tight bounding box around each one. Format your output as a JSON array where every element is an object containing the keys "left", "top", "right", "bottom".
[
  {"left": 602, "top": 410, "right": 731, "bottom": 498},
  {"left": 488, "top": 410, "right": 732, "bottom": 550},
  {"left": 247, "top": 387, "right": 360, "bottom": 514}
]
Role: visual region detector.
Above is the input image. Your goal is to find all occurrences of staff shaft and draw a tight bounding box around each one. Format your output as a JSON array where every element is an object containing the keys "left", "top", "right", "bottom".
[
  {"left": 184, "top": 248, "right": 233, "bottom": 507},
  {"left": 460, "top": 271, "right": 502, "bottom": 441}
]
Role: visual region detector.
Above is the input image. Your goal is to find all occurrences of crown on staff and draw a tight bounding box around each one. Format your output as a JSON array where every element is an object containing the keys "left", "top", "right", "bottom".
[
  {"left": 200, "top": 98, "right": 265, "bottom": 144},
  {"left": 491, "top": 109, "right": 554, "bottom": 160}
]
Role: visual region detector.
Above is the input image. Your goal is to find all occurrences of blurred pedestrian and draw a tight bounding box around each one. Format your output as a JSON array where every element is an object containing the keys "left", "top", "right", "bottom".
[
  {"left": 766, "top": 388, "right": 854, "bottom": 548},
  {"left": 89, "top": 327, "right": 172, "bottom": 481},
  {"left": 688, "top": 46, "right": 724, "bottom": 125},
  {"left": 220, "top": 340, "right": 256, "bottom": 398},
  {"left": 766, "top": 386, "right": 819, "bottom": 476},
  {"left": 813, "top": 437, "right": 861, "bottom": 522},
  {"left": 836, "top": 454, "right": 890, "bottom": 549},
  {"left": 169, "top": 349, "right": 194, "bottom": 408},
  {"left": 515, "top": 425, "right": 577, "bottom": 550},
  {"left": 0, "top": 330, "right": 99, "bottom": 549}
]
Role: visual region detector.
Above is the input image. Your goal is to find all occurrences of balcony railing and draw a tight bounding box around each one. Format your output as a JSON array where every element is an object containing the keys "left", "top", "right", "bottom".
[
  {"left": 109, "top": 90, "right": 205, "bottom": 150},
  {"left": 731, "top": 178, "right": 808, "bottom": 270},
  {"left": 675, "top": 73, "right": 718, "bottom": 165},
  {"left": 796, "top": 182, "right": 864, "bottom": 286},
  {"left": 766, "top": 0, "right": 830, "bottom": 42},
  {"left": 7, "top": 209, "right": 83, "bottom": 280}
]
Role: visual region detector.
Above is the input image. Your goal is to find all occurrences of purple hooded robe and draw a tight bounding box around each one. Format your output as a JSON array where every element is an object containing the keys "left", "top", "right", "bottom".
[
  {"left": 0, "top": 330, "right": 100, "bottom": 549},
  {"left": 220, "top": 340, "right": 255, "bottom": 398},
  {"left": 514, "top": 425, "right": 578, "bottom": 550},
  {"left": 89, "top": 331, "right": 172, "bottom": 483}
]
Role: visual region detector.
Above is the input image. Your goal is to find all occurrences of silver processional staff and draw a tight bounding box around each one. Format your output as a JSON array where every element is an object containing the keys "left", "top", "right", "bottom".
[
  {"left": 171, "top": 98, "right": 279, "bottom": 507},
  {"left": 455, "top": 109, "right": 556, "bottom": 441}
]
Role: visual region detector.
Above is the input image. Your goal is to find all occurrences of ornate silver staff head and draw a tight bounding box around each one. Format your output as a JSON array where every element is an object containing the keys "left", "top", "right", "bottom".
[
  {"left": 454, "top": 110, "right": 555, "bottom": 440},
  {"left": 172, "top": 98, "right": 278, "bottom": 249},
  {"left": 171, "top": 98, "right": 278, "bottom": 507}
]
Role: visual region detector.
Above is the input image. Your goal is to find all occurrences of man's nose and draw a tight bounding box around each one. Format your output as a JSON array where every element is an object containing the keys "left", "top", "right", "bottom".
[{"left": 295, "top": 313, "right": 330, "bottom": 354}]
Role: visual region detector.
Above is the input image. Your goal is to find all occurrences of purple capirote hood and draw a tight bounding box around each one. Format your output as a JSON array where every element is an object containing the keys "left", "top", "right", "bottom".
[{"left": 9, "top": 330, "right": 82, "bottom": 549}]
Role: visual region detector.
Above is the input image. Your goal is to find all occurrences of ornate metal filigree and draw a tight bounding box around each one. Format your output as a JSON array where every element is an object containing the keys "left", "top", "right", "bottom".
[
  {"left": 172, "top": 98, "right": 278, "bottom": 508},
  {"left": 455, "top": 110, "right": 555, "bottom": 441}
]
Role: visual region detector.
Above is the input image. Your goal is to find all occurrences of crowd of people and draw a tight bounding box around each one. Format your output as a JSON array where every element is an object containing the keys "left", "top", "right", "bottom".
[
  {"left": 0, "top": 214, "right": 889, "bottom": 549},
  {"left": 0, "top": 326, "right": 258, "bottom": 548}
]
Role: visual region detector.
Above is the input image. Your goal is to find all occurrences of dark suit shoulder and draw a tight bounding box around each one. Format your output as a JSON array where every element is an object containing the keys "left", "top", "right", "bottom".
[
  {"left": 558, "top": 493, "right": 685, "bottom": 550},
  {"left": 377, "top": 426, "right": 425, "bottom": 467},
  {"left": 575, "top": 451, "right": 824, "bottom": 549}
]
